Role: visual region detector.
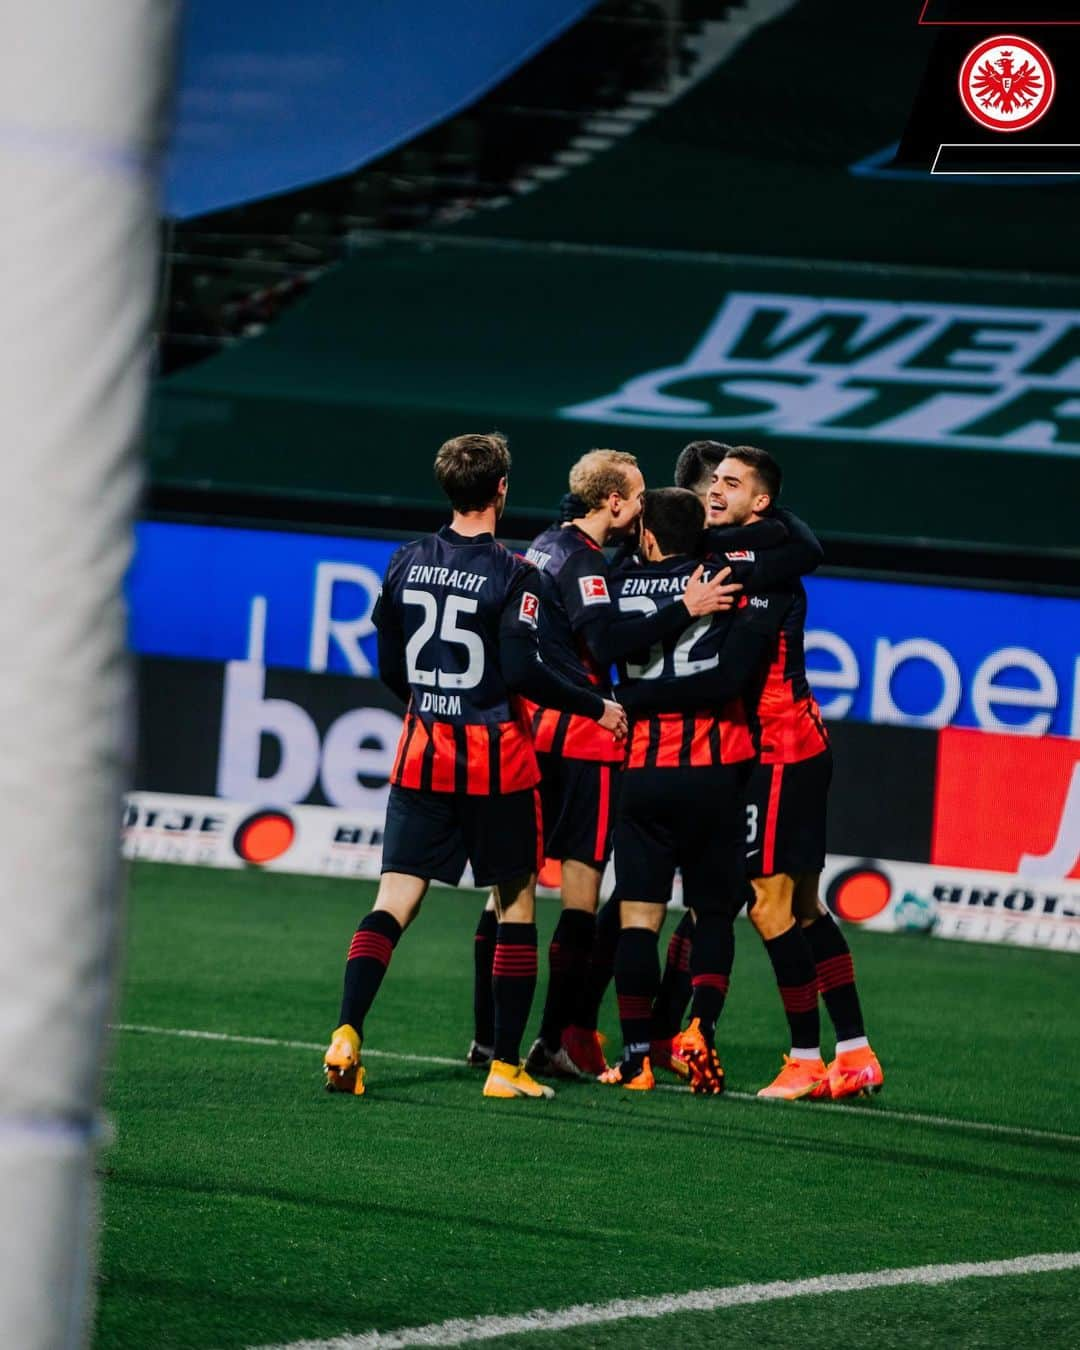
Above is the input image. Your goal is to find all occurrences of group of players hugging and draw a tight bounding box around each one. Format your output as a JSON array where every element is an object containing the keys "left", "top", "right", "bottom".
[{"left": 323, "top": 433, "right": 884, "bottom": 1103}]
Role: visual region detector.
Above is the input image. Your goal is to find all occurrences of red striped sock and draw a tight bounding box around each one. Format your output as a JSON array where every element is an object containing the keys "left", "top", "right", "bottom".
[
  {"left": 493, "top": 923, "right": 538, "bottom": 1064},
  {"left": 764, "top": 923, "right": 821, "bottom": 1052},
  {"left": 338, "top": 910, "right": 402, "bottom": 1034},
  {"left": 615, "top": 927, "right": 660, "bottom": 1057},
  {"left": 803, "top": 913, "right": 866, "bottom": 1043}
]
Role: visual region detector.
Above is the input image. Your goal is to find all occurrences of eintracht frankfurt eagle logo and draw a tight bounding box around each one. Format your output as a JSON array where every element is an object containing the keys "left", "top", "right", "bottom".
[{"left": 959, "top": 35, "right": 1055, "bottom": 132}]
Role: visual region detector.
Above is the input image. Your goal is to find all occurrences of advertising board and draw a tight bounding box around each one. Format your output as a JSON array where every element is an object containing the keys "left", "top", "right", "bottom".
[{"left": 129, "top": 521, "right": 1080, "bottom": 737}]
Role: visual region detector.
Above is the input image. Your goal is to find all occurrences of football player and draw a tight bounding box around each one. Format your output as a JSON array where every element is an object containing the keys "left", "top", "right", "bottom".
[
  {"left": 705, "top": 447, "right": 884, "bottom": 1101},
  {"left": 602, "top": 488, "right": 783, "bottom": 1092},
  {"left": 323, "top": 433, "right": 627, "bottom": 1101}
]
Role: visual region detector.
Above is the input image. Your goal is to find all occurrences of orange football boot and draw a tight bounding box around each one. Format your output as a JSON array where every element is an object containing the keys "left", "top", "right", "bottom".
[
  {"left": 826, "top": 1045, "right": 884, "bottom": 1100},
  {"left": 650, "top": 1035, "right": 691, "bottom": 1080},
  {"left": 757, "top": 1054, "right": 828, "bottom": 1100},
  {"left": 324, "top": 1024, "right": 365, "bottom": 1096},
  {"left": 598, "top": 1056, "right": 655, "bottom": 1090},
  {"left": 679, "top": 1018, "right": 725, "bottom": 1096},
  {"left": 561, "top": 1025, "right": 609, "bottom": 1077}
]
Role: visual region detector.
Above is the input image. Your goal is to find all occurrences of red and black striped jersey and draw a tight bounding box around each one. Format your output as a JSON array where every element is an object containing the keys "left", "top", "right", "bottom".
[
  {"left": 704, "top": 518, "right": 829, "bottom": 766},
  {"left": 375, "top": 527, "right": 541, "bottom": 795},
  {"left": 523, "top": 523, "right": 624, "bottom": 764},
  {"left": 612, "top": 557, "right": 754, "bottom": 771},
  {"left": 745, "top": 582, "right": 830, "bottom": 766}
]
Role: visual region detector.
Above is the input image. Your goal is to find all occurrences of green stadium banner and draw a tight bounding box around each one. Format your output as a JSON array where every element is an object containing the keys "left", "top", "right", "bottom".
[{"left": 151, "top": 237, "right": 1080, "bottom": 554}]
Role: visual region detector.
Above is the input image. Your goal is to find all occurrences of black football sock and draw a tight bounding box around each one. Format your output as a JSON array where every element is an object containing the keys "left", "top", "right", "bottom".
[
  {"left": 803, "top": 912, "right": 867, "bottom": 1046},
  {"left": 652, "top": 909, "right": 695, "bottom": 1038},
  {"left": 614, "top": 927, "right": 661, "bottom": 1062},
  {"left": 571, "top": 896, "right": 619, "bottom": 1032},
  {"left": 688, "top": 910, "right": 735, "bottom": 1043},
  {"left": 472, "top": 906, "right": 498, "bottom": 1048},
  {"left": 338, "top": 910, "right": 403, "bottom": 1035},
  {"left": 763, "top": 922, "right": 821, "bottom": 1054},
  {"left": 537, "top": 908, "right": 595, "bottom": 1048},
  {"left": 493, "top": 922, "right": 538, "bottom": 1064}
]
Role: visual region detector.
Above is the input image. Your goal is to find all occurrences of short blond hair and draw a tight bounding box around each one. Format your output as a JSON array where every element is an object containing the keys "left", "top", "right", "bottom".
[{"left": 568, "top": 449, "right": 639, "bottom": 512}]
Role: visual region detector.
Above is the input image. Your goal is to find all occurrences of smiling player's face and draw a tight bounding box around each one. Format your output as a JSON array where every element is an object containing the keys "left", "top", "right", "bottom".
[{"left": 707, "top": 458, "right": 769, "bottom": 526}]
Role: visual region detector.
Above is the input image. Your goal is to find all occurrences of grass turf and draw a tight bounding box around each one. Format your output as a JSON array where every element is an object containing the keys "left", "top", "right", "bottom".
[{"left": 94, "top": 863, "right": 1080, "bottom": 1349}]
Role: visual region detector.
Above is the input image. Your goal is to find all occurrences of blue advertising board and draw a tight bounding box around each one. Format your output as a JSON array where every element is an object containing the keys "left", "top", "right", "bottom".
[{"left": 128, "top": 521, "right": 1080, "bottom": 738}]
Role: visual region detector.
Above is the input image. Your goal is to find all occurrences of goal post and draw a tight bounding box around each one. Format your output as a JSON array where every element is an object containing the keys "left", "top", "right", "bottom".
[{"left": 0, "top": 3, "right": 177, "bottom": 1345}]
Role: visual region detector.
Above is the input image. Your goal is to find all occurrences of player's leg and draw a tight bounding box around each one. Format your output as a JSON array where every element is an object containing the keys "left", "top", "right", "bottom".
[
  {"left": 598, "top": 901, "right": 663, "bottom": 1090},
  {"left": 675, "top": 767, "right": 746, "bottom": 1095},
  {"left": 599, "top": 771, "right": 672, "bottom": 1090},
  {"left": 743, "top": 758, "right": 828, "bottom": 1099},
  {"left": 324, "top": 785, "right": 461, "bottom": 1095},
  {"left": 466, "top": 787, "right": 554, "bottom": 1100},
  {"left": 529, "top": 757, "right": 616, "bottom": 1077},
  {"left": 468, "top": 892, "right": 498, "bottom": 1066},
  {"left": 325, "top": 871, "right": 429, "bottom": 1095},
  {"left": 794, "top": 875, "right": 884, "bottom": 1098},
  {"left": 748, "top": 870, "right": 827, "bottom": 1098},
  {"left": 570, "top": 891, "right": 621, "bottom": 1040},
  {"left": 653, "top": 908, "right": 695, "bottom": 1038}
]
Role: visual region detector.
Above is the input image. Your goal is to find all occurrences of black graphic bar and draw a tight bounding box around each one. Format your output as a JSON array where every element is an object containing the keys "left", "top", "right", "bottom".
[{"left": 932, "top": 142, "right": 1080, "bottom": 172}]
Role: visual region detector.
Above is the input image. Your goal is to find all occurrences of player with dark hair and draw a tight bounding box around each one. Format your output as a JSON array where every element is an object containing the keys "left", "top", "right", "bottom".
[
  {"left": 322, "top": 432, "right": 628, "bottom": 1101},
  {"left": 601, "top": 488, "right": 783, "bottom": 1093},
  {"left": 648, "top": 443, "right": 824, "bottom": 1073},
  {"left": 673, "top": 440, "right": 730, "bottom": 497},
  {"left": 705, "top": 446, "right": 884, "bottom": 1101},
  {"left": 515, "top": 450, "right": 743, "bottom": 1079}
]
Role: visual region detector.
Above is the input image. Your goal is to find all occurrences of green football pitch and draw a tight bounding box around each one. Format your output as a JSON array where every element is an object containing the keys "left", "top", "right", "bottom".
[{"left": 95, "top": 863, "right": 1080, "bottom": 1349}]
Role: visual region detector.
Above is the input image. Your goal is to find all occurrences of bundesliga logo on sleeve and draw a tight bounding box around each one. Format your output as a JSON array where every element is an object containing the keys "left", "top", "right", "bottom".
[
  {"left": 959, "top": 36, "right": 1056, "bottom": 132},
  {"left": 518, "top": 592, "right": 539, "bottom": 627},
  {"left": 578, "top": 575, "right": 610, "bottom": 605}
]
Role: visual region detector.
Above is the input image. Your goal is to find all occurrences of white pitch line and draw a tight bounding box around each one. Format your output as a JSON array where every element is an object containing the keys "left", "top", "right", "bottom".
[
  {"left": 250, "top": 1252, "right": 1080, "bottom": 1349},
  {"left": 110, "top": 1023, "right": 461, "bottom": 1067},
  {"left": 110, "top": 1024, "right": 1080, "bottom": 1147}
]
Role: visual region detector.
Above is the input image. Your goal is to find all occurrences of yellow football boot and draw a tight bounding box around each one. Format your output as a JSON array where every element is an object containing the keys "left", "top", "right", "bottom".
[
  {"left": 483, "top": 1059, "right": 555, "bottom": 1099},
  {"left": 323, "top": 1024, "right": 365, "bottom": 1095},
  {"left": 757, "top": 1054, "right": 828, "bottom": 1100}
]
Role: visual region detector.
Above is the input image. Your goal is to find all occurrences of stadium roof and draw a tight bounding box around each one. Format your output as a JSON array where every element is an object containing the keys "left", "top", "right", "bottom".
[{"left": 165, "top": 0, "right": 594, "bottom": 218}]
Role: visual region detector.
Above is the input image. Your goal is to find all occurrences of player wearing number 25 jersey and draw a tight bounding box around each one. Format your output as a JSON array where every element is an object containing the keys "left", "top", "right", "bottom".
[{"left": 324, "top": 433, "right": 626, "bottom": 1103}]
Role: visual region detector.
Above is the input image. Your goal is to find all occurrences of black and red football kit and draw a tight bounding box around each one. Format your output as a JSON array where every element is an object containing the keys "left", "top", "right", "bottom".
[
  {"left": 523, "top": 523, "right": 696, "bottom": 868},
  {"left": 374, "top": 525, "right": 606, "bottom": 886},
  {"left": 611, "top": 555, "right": 786, "bottom": 912},
  {"left": 704, "top": 510, "right": 831, "bottom": 878}
]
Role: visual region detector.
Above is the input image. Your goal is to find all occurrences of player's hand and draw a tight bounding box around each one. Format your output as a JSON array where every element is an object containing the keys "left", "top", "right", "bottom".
[
  {"left": 683, "top": 564, "right": 741, "bottom": 616},
  {"left": 597, "top": 698, "right": 628, "bottom": 740}
]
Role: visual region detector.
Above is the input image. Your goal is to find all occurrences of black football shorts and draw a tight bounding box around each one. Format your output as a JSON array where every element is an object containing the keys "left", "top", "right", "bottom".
[
  {"left": 613, "top": 764, "right": 748, "bottom": 913},
  {"left": 381, "top": 784, "right": 541, "bottom": 887},
  {"left": 536, "top": 752, "right": 620, "bottom": 869},
  {"left": 743, "top": 748, "right": 832, "bottom": 879}
]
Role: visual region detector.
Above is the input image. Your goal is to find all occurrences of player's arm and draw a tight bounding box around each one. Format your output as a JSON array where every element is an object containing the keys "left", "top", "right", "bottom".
[
  {"left": 618, "top": 590, "right": 793, "bottom": 716},
  {"left": 568, "top": 556, "right": 741, "bottom": 667},
  {"left": 499, "top": 573, "right": 625, "bottom": 732},
  {"left": 372, "top": 558, "right": 409, "bottom": 704},
  {"left": 708, "top": 510, "right": 823, "bottom": 594}
]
